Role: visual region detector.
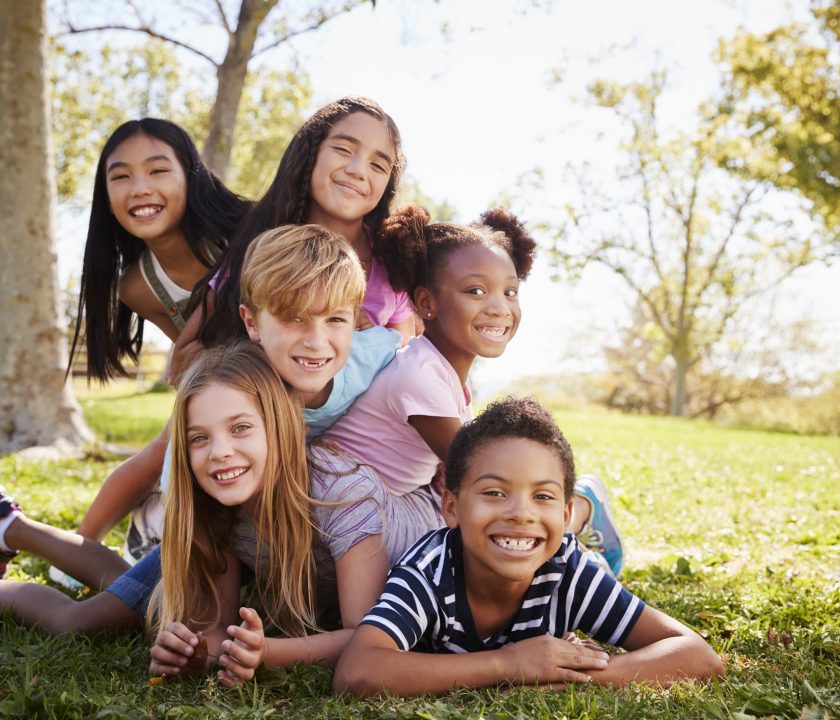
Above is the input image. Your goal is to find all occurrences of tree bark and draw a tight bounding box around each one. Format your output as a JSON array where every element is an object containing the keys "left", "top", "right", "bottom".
[
  {"left": 0, "top": 0, "right": 93, "bottom": 454},
  {"left": 670, "top": 354, "right": 688, "bottom": 417},
  {"left": 202, "top": 0, "right": 278, "bottom": 177}
]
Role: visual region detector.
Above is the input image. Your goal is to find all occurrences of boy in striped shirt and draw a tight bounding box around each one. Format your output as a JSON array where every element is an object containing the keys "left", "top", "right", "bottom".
[{"left": 335, "top": 397, "right": 723, "bottom": 695}]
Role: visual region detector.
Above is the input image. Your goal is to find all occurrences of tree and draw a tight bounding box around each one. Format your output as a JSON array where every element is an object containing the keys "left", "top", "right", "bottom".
[
  {"left": 54, "top": 0, "right": 370, "bottom": 178},
  {"left": 517, "top": 72, "right": 830, "bottom": 416},
  {"left": 716, "top": 0, "right": 840, "bottom": 240},
  {"left": 50, "top": 37, "right": 311, "bottom": 200},
  {"left": 0, "top": 0, "right": 93, "bottom": 454}
]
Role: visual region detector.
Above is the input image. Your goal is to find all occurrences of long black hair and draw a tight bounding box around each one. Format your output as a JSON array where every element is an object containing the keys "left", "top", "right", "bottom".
[
  {"left": 197, "top": 97, "right": 405, "bottom": 347},
  {"left": 69, "top": 118, "right": 250, "bottom": 382}
]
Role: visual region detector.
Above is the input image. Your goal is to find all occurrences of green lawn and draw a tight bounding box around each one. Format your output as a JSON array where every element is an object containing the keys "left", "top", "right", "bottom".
[{"left": 0, "top": 388, "right": 838, "bottom": 719}]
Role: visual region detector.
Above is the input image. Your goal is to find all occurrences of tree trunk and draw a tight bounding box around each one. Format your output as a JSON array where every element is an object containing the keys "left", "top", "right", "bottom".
[
  {"left": 0, "top": 0, "right": 93, "bottom": 454},
  {"left": 670, "top": 354, "right": 688, "bottom": 417},
  {"left": 202, "top": 0, "right": 278, "bottom": 178}
]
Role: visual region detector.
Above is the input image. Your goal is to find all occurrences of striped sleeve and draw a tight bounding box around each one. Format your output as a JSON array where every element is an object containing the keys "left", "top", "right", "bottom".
[
  {"left": 359, "top": 565, "right": 439, "bottom": 651},
  {"left": 561, "top": 550, "right": 645, "bottom": 646}
]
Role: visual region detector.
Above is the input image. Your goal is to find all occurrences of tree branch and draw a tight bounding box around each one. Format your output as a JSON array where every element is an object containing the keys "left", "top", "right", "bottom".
[
  {"left": 214, "top": 0, "right": 232, "bottom": 34},
  {"left": 251, "top": 7, "right": 358, "bottom": 58},
  {"left": 60, "top": 24, "right": 219, "bottom": 66}
]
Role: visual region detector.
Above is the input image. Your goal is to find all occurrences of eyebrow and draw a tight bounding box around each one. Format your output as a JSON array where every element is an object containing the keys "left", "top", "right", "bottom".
[
  {"left": 330, "top": 132, "right": 394, "bottom": 166},
  {"left": 187, "top": 411, "right": 256, "bottom": 431},
  {"left": 106, "top": 155, "right": 173, "bottom": 173},
  {"left": 459, "top": 273, "right": 519, "bottom": 282},
  {"left": 472, "top": 473, "right": 563, "bottom": 488}
]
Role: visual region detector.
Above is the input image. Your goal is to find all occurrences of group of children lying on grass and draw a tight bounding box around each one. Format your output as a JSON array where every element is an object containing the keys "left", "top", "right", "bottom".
[{"left": 0, "top": 98, "right": 723, "bottom": 695}]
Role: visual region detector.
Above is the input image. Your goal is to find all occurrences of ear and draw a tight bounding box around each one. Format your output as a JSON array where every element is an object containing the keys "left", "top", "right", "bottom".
[
  {"left": 441, "top": 488, "right": 459, "bottom": 529},
  {"left": 239, "top": 304, "right": 261, "bottom": 342},
  {"left": 413, "top": 286, "right": 436, "bottom": 321},
  {"left": 564, "top": 497, "right": 574, "bottom": 531}
]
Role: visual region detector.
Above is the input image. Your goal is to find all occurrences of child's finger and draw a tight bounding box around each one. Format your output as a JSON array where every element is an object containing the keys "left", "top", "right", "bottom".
[
  {"left": 225, "top": 624, "right": 262, "bottom": 650},
  {"left": 217, "top": 669, "right": 239, "bottom": 688},
  {"left": 237, "top": 606, "right": 264, "bottom": 631},
  {"left": 162, "top": 623, "right": 199, "bottom": 646},
  {"left": 218, "top": 653, "right": 256, "bottom": 682},
  {"left": 156, "top": 629, "right": 196, "bottom": 657},
  {"left": 220, "top": 638, "right": 260, "bottom": 668}
]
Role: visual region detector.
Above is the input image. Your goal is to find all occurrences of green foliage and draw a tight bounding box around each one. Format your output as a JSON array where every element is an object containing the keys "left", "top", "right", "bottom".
[
  {"left": 1, "top": 392, "right": 838, "bottom": 717},
  {"left": 514, "top": 69, "right": 831, "bottom": 417},
  {"left": 50, "top": 37, "right": 310, "bottom": 204},
  {"left": 716, "top": 0, "right": 840, "bottom": 237}
]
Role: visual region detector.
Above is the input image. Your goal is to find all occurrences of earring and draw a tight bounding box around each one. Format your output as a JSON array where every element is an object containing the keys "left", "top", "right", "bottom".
[{"left": 426, "top": 312, "right": 432, "bottom": 319}]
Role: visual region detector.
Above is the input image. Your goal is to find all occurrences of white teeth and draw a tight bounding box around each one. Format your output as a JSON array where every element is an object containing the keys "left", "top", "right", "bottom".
[
  {"left": 214, "top": 468, "right": 246, "bottom": 481},
  {"left": 131, "top": 206, "right": 161, "bottom": 217},
  {"left": 477, "top": 326, "right": 506, "bottom": 337},
  {"left": 295, "top": 358, "right": 328, "bottom": 368},
  {"left": 493, "top": 536, "right": 537, "bottom": 551}
]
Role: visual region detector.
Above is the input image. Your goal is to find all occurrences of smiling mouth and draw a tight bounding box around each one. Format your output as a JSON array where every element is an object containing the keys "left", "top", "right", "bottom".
[
  {"left": 129, "top": 205, "right": 163, "bottom": 218},
  {"left": 294, "top": 357, "right": 331, "bottom": 369},
  {"left": 334, "top": 181, "right": 364, "bottom": 197},
  {"left": 476, "top": 326, "right": 510, "bottom": 339},
  {"left": 492, "top": 536, "right": 541, "bottom": 552},
  {"left": 212, "top": 467, "right": 247, "bottom": 482}
]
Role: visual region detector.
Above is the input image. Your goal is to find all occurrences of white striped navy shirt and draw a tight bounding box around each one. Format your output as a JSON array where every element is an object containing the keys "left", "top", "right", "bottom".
[{"left": 360, "top": 528, "right": 644, "bottom": 653}]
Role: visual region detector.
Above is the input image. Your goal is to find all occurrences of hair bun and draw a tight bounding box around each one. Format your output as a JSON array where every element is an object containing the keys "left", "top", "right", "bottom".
[
  {"left": 478, "top": 208, "right": 537, "bottom": 279},
  {"left": 376, "top": 204, "right": 433, "bottom": 292}
]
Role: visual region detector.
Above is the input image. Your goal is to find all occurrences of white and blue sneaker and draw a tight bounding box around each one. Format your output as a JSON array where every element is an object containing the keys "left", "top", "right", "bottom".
[{"left": 574, "top": 475, "right": 624, "bottom": 577}]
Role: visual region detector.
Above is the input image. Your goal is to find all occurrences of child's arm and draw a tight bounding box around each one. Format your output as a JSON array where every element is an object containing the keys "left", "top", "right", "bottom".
[
  {"left": 407, "top": 415, "right": 463, "bottom": 461},
  {"left": 587, "top": 605, "right": 724, "bottom": 687},
  {"left": 260, "top": 534, "right": 391, "bottom": 669},
  {"left": 334, "top": 625, "right": 610, "bottom": 697},
  {"left": 386, "top": 316, "right": 415, "bottom": 345},
  {"left": 118, "top": 264, "right": 180, "bottom": 341},
  {"left": 169, "top": 291, "right": 215, "bottom": 384},
  {"left": 77, "top": 428, "right": 169, "bottom": 541}
]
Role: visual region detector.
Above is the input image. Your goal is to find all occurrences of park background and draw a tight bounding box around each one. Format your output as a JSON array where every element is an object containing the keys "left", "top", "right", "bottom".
[{"left": 0, "top": 1, "right": 838, "bottom": 718}]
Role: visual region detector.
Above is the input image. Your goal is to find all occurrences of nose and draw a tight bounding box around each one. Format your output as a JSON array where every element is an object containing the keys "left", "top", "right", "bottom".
[
  {"left": 302, "top": 320, "right": 328, "bottom": 350},
  {"left": 209, "top": 435, "right": 233, "bottom": 461},
  {"left": 344, "top": 153, "right": 367, "bottom": 180},
  {"left": 129, "top": 175, "right": 151, "bottom": 197},
  {"left": 501, "top": 494, "right": 536, "bottom": 524},
  {"left": 485, "top": 291, "right": 513, "bottom": 317}
]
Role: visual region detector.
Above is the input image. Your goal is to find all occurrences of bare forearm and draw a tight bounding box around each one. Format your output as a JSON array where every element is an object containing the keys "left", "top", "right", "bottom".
[
  {"left": 263, "top": 629, "right": 354, "bottom": 668},
  {"left": 78, "top": 432, "right": 168, "bottom": 540},
  {"left": 589, "top": 637, "right": 724, "bottom": 687},
  {"left": 335, "top": 646, "right": 511, "bottom": 696}
]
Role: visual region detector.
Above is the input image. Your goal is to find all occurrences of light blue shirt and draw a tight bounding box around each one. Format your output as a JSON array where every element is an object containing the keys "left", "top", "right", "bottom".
[{"left": 305, "top": 326, "right": 401, "bottom": 438}]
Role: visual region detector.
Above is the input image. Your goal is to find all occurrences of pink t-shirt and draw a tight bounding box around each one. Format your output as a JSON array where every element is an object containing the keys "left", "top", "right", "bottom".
[
  {"left": 362, "top": 256, "right": 415, "bottom": 327},
  {"left": 321, "top": 335, "right": 472, "bottom": 496}
]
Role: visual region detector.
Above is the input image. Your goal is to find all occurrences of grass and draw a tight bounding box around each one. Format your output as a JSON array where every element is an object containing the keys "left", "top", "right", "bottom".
[{"left": 1, "top": 385, "right": 838, "bottom": 718}]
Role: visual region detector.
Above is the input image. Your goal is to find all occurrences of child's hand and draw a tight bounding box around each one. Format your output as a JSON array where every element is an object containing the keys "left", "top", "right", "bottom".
[
  {"left": 561, "top": 631, "right": 605, "bottom": 653},
  {"left": 500, "top": 634, "right": 610, "bottom": 686},
  {"left": 355, "top": 309, "right": 374, "bottom": 332},
  {"left": 217, "top": 607, "right": 266, "bottom": 687},
  {"left": 149, "top": 622, "right": 206, "bottom": 678}
]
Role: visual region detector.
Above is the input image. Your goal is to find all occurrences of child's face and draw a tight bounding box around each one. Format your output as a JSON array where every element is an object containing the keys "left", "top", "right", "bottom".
[
  {"left": 442, "top": 437, "right": 572, "bottom": 588},
  {"left": 105, "top": 133, "right": 187, "bottom": 244},
  {"left": 186, "top": 382, "right": 267, "bottom": 516},
  {"left": 418, "top": 243, "right": 521, "bottom": 365},
  {"left": 239, "top": 297, "right": 355, "bottom": 408},
  {"left": 307, "top": 112, "right": 394, "bottom": 228}
]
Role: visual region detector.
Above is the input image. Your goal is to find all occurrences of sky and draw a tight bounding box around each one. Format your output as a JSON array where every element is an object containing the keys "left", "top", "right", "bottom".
[{"left": 53, "top": 0, "right": 839, "bottom": 396}]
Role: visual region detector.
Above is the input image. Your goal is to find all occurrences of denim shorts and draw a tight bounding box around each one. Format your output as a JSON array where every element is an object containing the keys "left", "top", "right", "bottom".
[{"left": 104, "top": 544, "right": 161, "bottom": 615}]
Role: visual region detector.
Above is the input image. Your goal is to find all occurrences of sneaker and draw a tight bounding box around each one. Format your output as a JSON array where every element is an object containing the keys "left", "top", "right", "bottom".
[
  {"left": 0, "top": 485, "right": 23, "bottom": 578},
  {"left": 574, "top": 475, "right": 624, "bottom": 576}
]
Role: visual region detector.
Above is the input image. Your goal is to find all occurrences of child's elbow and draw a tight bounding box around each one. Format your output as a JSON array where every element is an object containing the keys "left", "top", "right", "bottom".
[
  {"left": 692, "top": 640, "right": 725, "bottom": 682},
  {"left": 332, "top": 658, "right": 378, "bottom": 697}
]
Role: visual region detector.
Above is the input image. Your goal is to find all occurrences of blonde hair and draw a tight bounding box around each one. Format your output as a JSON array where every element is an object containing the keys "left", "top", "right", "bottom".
[
  {"left": 147, "top": 342, "right": 316, "bottom": 637},
  {"left": 240, "top": 224, "right": 366, "bottom": 320}
]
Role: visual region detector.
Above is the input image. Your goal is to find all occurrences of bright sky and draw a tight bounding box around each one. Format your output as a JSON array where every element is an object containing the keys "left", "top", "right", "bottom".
[{"left": 54, "top": 0, "right": 839, "bottom": 396}]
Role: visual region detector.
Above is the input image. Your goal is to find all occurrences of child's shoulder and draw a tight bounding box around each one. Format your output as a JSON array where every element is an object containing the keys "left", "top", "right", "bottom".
[{"left": 393, "top": 526, "right": 453, "bottom": 575}]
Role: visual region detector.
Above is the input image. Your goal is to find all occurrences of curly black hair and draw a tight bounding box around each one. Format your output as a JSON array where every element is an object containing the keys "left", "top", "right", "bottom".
[
  {"left": 374, "top": 204, "right": 536, "bottom": 298},
  {"left": 445, "top": 397, "right": 575, "bottom": 498}
]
